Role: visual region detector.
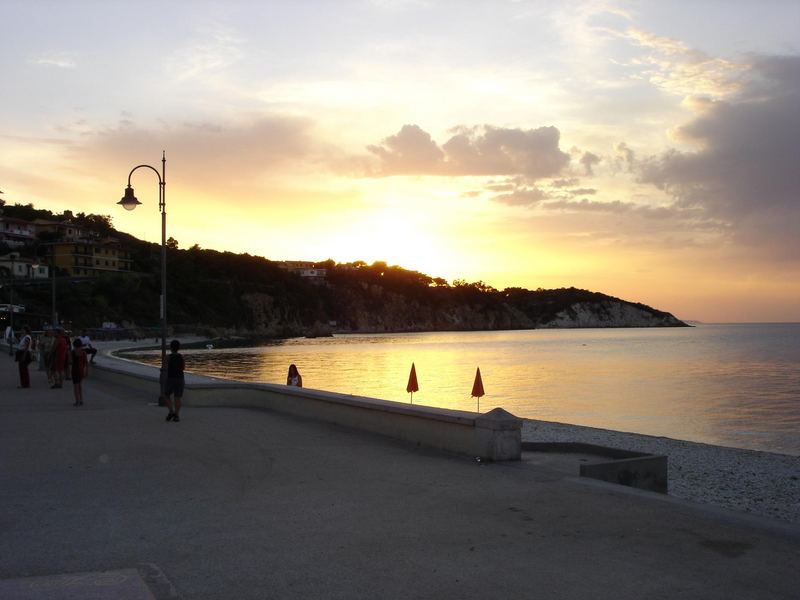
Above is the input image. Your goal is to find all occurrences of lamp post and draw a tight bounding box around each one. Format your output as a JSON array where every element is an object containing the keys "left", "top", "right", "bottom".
[
  {"left": 51, "top": 247, "right": 58, "bottom": 327},
  {"left": 35, "top": 242, "right": 59, "bottom": 328},
  {"left": 118, "top": 151, "right": 167, "bottom": 405},
  {"left": 8, "top": 253, "right": 15, "bottom": 355}
]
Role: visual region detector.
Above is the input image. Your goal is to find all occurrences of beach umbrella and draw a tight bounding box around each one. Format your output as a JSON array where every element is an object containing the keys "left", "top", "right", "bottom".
[
  {"left": 471, "top": 367, "right": 485, "bottom": 412},
  {"left": 406, "top": 362, "right": 419, "bottom": 403}
]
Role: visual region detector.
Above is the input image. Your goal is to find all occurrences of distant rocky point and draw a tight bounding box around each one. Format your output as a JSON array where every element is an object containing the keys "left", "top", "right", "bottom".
[
  {"left": 541, "top": 300, "right": 687, "bottom": 329},
  {"left": 298, "top": 284, "right": 688, "bottom": 335}
]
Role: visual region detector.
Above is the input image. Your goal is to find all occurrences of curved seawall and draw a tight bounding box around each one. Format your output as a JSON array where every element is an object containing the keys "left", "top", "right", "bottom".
[{"left": 92, "top": 356, "right": 523, "bottom": 462}]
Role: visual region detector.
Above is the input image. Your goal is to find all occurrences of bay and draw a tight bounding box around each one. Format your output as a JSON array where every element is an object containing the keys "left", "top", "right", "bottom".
[{"left": 124, "top": 323, "right": 800, "bottom": 455}]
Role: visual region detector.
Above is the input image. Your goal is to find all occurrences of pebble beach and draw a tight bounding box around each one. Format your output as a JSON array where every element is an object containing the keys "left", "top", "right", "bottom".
[{"left": 522, "top": 419, "right": 800, "bottom": 524}]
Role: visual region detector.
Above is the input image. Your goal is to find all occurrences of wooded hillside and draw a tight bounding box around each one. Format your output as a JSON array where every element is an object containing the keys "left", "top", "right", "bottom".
[{"left": 1, "top": 202, "right": 687, "bottom": 335}]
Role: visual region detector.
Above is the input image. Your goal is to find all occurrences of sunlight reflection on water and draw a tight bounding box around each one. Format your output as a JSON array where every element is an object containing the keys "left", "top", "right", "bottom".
[{"left": 124, "top": 324, "right": 800, "bottom": 455}]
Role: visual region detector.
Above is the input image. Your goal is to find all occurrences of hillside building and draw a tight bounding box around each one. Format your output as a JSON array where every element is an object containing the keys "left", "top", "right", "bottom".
[
  {"left": 52, "top": 239, "right": 133, "bottom": 277},
  {"left": 0, "top": 253, "right": 49, "bottom": 279},
  {"left": 0, "top": 216, "right": 36, "bottom": 247},
  {"left": 277, "top": 261, "right": 328, "bottom": 284}
]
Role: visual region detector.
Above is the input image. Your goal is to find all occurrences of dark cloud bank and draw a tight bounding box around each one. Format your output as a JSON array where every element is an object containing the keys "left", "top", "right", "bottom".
[{"left": 639, "top": 55, "right": 800, "bottom": 260}]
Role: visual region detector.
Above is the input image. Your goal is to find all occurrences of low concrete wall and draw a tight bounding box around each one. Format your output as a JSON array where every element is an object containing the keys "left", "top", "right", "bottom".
[
  {"left": 522, "top": 441, "right": 668, "bottom": 494},
  {"left": 92, "top": 363, "right": 522, "bottom": 461},
  {"left": 579, "top": 455, "right": 668, "bottom": 494}
]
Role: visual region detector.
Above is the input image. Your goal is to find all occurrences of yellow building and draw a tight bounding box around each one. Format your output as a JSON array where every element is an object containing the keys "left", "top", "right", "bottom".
[{"left": 53, "top": 239, "right": 133, "bottom": 277}]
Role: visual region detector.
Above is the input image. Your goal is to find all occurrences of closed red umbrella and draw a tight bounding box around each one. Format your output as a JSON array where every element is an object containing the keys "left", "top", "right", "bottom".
[
  {"left": 471, "top": 367, "right": 485, "bottom": 412},
  {"left": 406, "top": 362, "right": 419, "bottom": 403}
]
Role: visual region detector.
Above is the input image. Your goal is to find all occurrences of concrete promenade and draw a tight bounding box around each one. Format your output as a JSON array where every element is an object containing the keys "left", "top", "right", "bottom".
[{"left": 2, "top": 352, "right": 799, "bottom": 599}]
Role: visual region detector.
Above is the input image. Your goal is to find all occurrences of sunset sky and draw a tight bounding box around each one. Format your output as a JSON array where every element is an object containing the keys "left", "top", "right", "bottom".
[{"left": 1, "top": 1, "right": 798, "bottom": 322}]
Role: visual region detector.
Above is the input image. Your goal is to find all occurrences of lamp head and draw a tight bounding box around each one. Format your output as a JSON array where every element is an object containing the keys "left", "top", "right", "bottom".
[{"left": 118, "top": 185, "right": 141, "bottom": 211}]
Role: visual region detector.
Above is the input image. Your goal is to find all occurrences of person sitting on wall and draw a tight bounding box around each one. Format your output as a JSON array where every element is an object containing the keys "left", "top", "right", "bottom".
[
  {"left": 286, "top": 364, "right": 303, "bottom": 388},
  {"left": 79, "top": 330, "right": 97, "bottom": 364}
]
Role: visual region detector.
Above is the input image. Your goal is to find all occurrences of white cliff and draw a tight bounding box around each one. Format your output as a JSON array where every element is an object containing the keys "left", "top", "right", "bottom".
[{"left": 542, "top": 301, "right": 685, "bottom": 328}]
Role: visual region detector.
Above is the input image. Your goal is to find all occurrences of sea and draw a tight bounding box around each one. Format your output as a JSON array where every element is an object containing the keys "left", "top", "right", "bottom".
[{"left": 123, "top": 323, "right": 800, "bottom": 456}]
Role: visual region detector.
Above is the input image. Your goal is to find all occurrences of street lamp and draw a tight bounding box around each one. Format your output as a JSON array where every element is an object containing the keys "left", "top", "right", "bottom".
[
  {"left": 118, "top": 151, "right": 167, "bottom": 405},
  {"left": 50, "top": 247, "right": 58, "bottom": 328},
  {"left": 8, "top": 253, "right": 16, "bottom": 355}
]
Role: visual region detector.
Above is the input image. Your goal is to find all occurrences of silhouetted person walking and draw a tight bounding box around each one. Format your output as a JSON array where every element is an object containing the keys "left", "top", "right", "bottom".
[{"left": 164, "top": 339, "right": 185, "bottom": 422}]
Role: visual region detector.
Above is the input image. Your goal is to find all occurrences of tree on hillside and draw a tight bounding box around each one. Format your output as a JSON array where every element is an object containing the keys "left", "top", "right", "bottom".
[
  {"left": 2, "top": 202, "right": 57, "bottom": 221},
  {"left": 74, "top": 212, "right": 114, "bottom": 235}
]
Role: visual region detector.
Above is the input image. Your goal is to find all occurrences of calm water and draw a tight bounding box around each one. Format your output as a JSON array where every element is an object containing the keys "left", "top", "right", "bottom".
[{"left": 125, "top": 324, "right": 800, "bottom": 455}]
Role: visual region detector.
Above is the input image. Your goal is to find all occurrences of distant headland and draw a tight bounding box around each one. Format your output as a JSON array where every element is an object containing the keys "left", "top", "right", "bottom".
[{"left": 0, "top": 201, "right": 687, "bottom": 336}]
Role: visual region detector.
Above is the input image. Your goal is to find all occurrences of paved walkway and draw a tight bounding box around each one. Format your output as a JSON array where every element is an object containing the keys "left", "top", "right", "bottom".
[{"left": 1, "top": 353, "right": 799, "bottom": 599}]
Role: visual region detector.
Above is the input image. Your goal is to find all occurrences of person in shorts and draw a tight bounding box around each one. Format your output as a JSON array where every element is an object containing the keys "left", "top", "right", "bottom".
[
  {"left": 79, "top": 330, "right": 98, "bottom": 364},
  {"left": 52, "top": 329, "right": 68, "bottom": 388},
  {"left": 71, "top": 338, "right": 88, "bottom": 406},
  {"left": 164, "top": 339, "right": 185, "bottom": 422}
]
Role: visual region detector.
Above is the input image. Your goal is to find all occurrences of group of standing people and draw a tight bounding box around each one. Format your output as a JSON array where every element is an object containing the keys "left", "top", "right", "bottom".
[
  {"left": 12, "top": 328, "right": 302, "bottom": 420},
  {"left": 14, "top": 327, "right": 93, "bottom": 407}
]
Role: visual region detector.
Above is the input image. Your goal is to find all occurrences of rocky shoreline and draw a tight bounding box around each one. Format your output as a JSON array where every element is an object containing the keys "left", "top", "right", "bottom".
[{"left": 522, "top": 419, "right": 800, "bottom": 524}]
